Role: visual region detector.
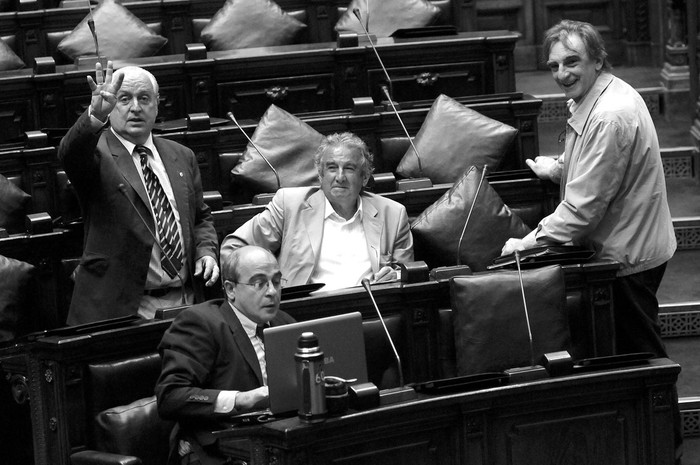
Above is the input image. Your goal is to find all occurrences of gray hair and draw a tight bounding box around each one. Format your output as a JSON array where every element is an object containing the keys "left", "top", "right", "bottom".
[
  {"left": 542, "top": 20, "right": 611, "bottom": 71},
  {"left": 313, "top": 132, "right": 374, "bottom": 179}
]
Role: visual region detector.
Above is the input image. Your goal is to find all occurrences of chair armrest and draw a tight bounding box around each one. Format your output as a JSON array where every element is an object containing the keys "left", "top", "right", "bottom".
[{"left": 71, "top": 450, "right": 142, "bottom": 465}]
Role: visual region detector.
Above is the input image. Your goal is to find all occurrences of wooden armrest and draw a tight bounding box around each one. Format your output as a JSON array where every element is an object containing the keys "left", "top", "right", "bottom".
[{"left": 70, "top": 450, "right": 142, "bottom": 465}]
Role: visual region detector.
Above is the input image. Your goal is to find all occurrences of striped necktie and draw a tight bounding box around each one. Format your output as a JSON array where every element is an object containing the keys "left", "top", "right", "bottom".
[{"left": 136, "top": 145, "right": 183, "bottom": 278}]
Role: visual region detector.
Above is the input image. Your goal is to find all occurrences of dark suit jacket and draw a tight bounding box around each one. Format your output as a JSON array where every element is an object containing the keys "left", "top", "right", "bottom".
[
  {"left": 58, "top": 111, "right": 218, "bottom": 325},
  {"left": 155, "top": 299, "right": 295, "bottom": 460}
]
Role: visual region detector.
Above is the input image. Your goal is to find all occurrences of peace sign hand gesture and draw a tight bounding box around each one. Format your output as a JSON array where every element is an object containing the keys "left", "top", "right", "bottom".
[{"left": 87, "top": 60, "right": 124, "bottom": 122}]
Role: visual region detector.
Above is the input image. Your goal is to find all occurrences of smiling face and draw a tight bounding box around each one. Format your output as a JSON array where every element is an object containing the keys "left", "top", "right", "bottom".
[
  {"left": 224, "top": 247, "right": 281, "bottom": 325},
  {"left": 318, "top": 145, "right": 370, "bottom": 219},
  {"left": 109, "top": 68, "right": 159, "bottom": 145},
  {"left": 547, "top": 33, "right": 603, "bottom": 103}
]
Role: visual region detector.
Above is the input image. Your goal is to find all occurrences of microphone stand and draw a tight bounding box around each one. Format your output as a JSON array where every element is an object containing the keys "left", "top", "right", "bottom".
[
  {"left": 353, "top": 8, "right": 431, "bottom": 191},
  {"left": 503, "top": 250, "right": 548, "bottom": 382},
  {"left": 76, "top": 0, "right": 104, "bottom": 67},
  {"left": 362, "top": 279, "right": 417, "bottom": 405},
  {"left": 118, "top": 183, "right": 187, "bottom": 306},
  {"left": 227, "top": 111, "right": 280, "bottom": 204}
]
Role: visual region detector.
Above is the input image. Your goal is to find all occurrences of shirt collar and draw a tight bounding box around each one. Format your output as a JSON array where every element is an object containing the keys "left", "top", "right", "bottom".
[
  {"left": 323, "top": 195, "right": 363, "bottom": 223},
  {"left": 567, "top": 72, "right": 614, "bottom": 136},
  {"left": 111, "top": 129, "right": 156, "bottom": 157},
  {"left": 228, "top": 300, "right": 259, "bottom": 338}
]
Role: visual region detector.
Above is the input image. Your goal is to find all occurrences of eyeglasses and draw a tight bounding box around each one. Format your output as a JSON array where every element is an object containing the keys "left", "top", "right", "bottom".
[{"left": 230, "top": 277, "right": 287, "bottom": 292}]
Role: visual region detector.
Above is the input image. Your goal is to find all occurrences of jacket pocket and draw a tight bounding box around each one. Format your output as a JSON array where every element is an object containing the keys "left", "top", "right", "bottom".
[{"left": 78, "top": 252, "right": 109, "bottom": 277}]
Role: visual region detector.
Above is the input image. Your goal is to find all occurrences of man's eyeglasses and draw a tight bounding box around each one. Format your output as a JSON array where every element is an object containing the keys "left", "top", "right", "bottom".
[{"left": 231, "top": 277, "right": 287, "bottom": 291}]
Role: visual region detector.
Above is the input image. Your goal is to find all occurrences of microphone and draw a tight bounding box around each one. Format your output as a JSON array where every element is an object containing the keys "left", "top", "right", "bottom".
[
  {"left": 352, "top": 8, "right": 393, "bottom": 103},
  {"left": 117, "top": 183, "right": 187, "bottom": 306},
  {"left": 86, "top": 0, "right": 100, "bottom": 59},
  {"left": 379, "top": 84, "right": 426, "bottom": 179},
  {"left": 227, "top": 111, "right": 280, "bottom": 203},
  {"left": 456, "top": 165, "right": 487, "bottom": 266},
  {"left": 361, "top": 278, "right": 416, "bottom": 404},
  {"left": 502, "top": 250, "right": 548, "bottom": 382}
]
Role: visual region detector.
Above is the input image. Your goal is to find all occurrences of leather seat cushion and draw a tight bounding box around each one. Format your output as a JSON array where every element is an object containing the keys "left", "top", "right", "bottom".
[{"left": 95, "top": 395, "right": 174, "bottom": 465}]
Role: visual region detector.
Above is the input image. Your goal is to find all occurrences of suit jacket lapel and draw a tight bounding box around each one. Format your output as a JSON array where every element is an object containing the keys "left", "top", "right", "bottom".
[
  {"left": 301, "top": 190, "right": 326, "bottom": 265},
  {"left": 361, "top": 194, "right": 381, "bottom": 272},
  {"left": 219, "top": 301, "right": 264, "bottom": 385}
]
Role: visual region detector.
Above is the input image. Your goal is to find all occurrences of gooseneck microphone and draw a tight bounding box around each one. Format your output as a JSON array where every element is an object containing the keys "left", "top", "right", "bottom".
[
  {"left": 361, "top": 278, "right": 404, "bottom": 387},
  {"left": 514, "top": 251, "right": 535, "bottom": 367},
  {"left": 353, "top": 8, "right": 393, "bottom": 101},
  {"left": 380, "top": 85, "right": 425, "bottom": 178},
  {"left": 86, "top": 0, "right": 100, "bottom": 58},
  {"left": 227, "top": 111, "right": 281, "bottom": 191},
  {"left": 456, "top": 165, "right": 487, "bottom": 266},
  {"left": 354, "top": 7, "right": 430, "bottom": 185},
  {"left": 117, "top": 183, "right": 187, "bottom": 305}
]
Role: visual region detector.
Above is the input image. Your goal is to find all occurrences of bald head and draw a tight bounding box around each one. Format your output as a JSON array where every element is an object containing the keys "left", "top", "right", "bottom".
[
  {"left": 109, "top": 66, "right": 159, "bottom": 145},
  {"left": 222, "top": 246, "right": 282, "bottom": 325}
]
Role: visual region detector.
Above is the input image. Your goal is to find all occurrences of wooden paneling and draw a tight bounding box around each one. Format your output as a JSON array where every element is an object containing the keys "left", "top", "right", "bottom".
[{"left": 0, "top": 31, "right": 518, "bottom": 141}]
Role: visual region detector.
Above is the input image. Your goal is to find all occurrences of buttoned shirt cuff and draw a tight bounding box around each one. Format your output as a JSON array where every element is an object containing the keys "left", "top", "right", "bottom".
[{"left": 214, "top": 390, "right": 238, "bottom": 414}]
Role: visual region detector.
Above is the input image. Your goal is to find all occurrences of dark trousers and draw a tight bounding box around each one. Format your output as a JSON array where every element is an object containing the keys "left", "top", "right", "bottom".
[
  {"left": 613, "top": 261, "right": 682, "bottom": 461},
  {"left": 613, "top": 262, "right": 668, "bottom": 357}
]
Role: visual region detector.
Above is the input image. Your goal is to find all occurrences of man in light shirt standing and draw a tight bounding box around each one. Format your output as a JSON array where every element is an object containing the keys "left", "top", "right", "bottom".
[
  {"left": 221, "top": 132, "right": 414, "bottom": 292},
  {"left": 156, "top": 245, "right": 294, "bottom": 465}
]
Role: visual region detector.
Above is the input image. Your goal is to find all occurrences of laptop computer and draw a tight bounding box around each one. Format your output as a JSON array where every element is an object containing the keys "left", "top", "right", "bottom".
[{"left": 264, "top": 311, "right": 368, "bottom": 415}]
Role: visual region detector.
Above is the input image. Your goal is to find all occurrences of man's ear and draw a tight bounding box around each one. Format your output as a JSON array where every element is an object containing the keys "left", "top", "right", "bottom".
[{"left": 223, "top": 280, "right": 236, "bottom": 302}]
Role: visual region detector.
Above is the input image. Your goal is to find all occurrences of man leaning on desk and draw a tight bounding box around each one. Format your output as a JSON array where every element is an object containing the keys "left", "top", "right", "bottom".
[
  {"left": 221, "top": 132, "right": 414, "bottom": 292},
  {"left": 156, "top": 245, "right": 295, "bottom": 465},
  {"left": 58, "top": 61, "right": 219, "bottom": 325}
]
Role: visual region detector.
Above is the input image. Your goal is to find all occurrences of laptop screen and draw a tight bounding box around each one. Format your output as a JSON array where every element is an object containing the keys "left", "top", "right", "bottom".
[{"left": 264, "top": 311, "right": 368, "bottom": 415}]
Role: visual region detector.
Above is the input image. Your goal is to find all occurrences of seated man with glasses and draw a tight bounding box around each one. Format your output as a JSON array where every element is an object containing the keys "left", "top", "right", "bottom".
[{"left": 156, "top": 245, "right": 295, "bottom": 465}]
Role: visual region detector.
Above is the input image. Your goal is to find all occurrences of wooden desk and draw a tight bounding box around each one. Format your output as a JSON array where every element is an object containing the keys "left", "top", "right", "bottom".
[
  {"left": 0, "top": 261, "right": 619, "bottom": 465},
  {"left": 216, "top": 358, "right": 680, "bottom": 465}
]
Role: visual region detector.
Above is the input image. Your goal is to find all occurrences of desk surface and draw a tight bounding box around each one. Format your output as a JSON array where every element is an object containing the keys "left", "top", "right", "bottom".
[{"left": 216, "top": 358, "right": 680, "bottom": 465}]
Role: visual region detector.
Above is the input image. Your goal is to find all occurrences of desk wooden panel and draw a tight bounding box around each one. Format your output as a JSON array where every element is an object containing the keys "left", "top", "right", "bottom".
[
  {"left": 216, "top": 359, "right": 680, "bottom": 465},
  {"left": 1, "top": 261, "right": 618, "bottom": 465},
  {"left": 0, "top": 31, "right": 518, "bottom": 142}
]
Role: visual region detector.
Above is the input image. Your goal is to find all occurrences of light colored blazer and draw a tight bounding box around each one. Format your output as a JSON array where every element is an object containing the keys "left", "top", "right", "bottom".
[{"left": 221, "top": 187, "right": 414, "bottom": 286}]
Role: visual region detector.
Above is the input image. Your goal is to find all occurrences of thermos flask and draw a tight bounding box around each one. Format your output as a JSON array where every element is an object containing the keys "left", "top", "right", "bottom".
[{"left": 295, "top": 331, "right": 327, "bottom": 423}]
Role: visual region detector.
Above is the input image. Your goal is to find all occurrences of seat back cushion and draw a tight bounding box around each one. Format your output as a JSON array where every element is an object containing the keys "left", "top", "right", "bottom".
[
  {"left": 0, "top": 173, "right": 31, "bottom": 233},
  {"left": 335, "top": 0, "right": 441, "bottom": 37},
  {"left": 396, "top": 94, "right": 518, "bottom": 184},
  {"left": 95, "top": 395, "right": 174, "bottom": 465},
  {"left": 0, "top": 255, "right": 35, "bottom": 342},
  {"left": 57, "top": 0, "right": 167, "bottom": 60},
  {"left": 0, "top": 36, "right": 24, "bottom": 70},
  {"left": 363, "top": 314, "right": 403, "bottom": 389},
  {"left": 87, "top": 352, "right": 162, "bottom": 417},
  {"left": 200, "top": 0, "right": 307, "bottom": 50},
  {"left": 450, "top": 265, "right": 571, "bottom": 376},
  {"left": 411, "top": 165, "right": 531, "bottom": 271},
  {"left": 231, "top": 104, "right": 324, "bottom": 196}
]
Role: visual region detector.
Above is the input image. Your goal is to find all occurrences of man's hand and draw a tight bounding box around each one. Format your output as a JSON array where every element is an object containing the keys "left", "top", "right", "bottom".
[
  {"left": 501, "top": 238, "right": 527, "bottom": 256},
  {"left": 371, "top": 266, "right": 397, "bottom": 283},
  {"left": 194, "top": 256, "right": 219, "bottom": 287},
  {"left": 235, "top": 386, "right": 269, "bottom": 410},
  {"left": 526, "top": 156, "right": 558, "bottom": 181},
  {"left": 87, "top": 60, "right": 123, "bottom": 121}
]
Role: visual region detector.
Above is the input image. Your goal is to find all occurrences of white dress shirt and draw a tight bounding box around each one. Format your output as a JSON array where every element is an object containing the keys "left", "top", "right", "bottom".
[{"left": 310, "top": 197, "right": 372, "bottom": 291}]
